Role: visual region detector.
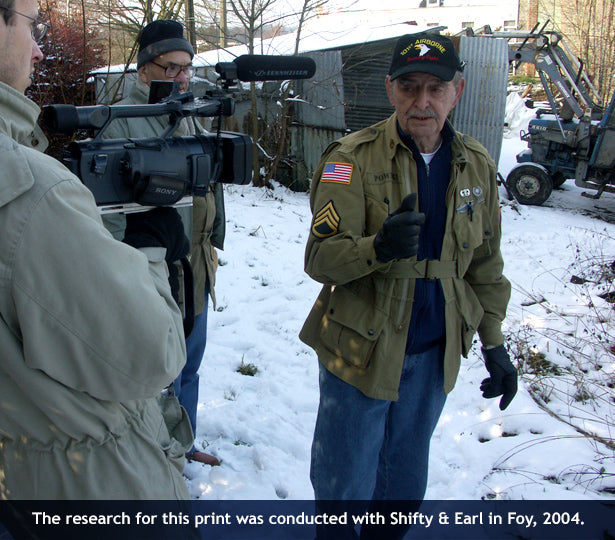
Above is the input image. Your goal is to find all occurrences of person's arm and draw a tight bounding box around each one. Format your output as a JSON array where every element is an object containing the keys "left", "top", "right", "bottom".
[
  {"left": 304, "top": 150, "right": 390, "bottom": 285},
  {"left": 13, "top": 176, "right": 186, "bottom": 401},
  {"left": 464, "top": 161, "right": 511, "bottom": 347},
  {"left": 464, "top": 163, "right": 516, "bottom": 410}
]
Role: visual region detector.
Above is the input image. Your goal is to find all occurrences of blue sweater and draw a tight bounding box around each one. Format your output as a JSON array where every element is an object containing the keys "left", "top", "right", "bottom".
[{"left": 398, "top": 122, "right": 454, "bottom": 355}]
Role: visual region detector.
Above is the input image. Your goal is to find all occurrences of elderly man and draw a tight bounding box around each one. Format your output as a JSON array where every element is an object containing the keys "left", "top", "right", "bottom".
[
  {"left": 0, "top": 0, "right": 191, "bottom": 499},
  {"left": 301, "top": 31, "right": 517, "bottom": 538},
  {"left": 103, "top": 19, "right": 225, "bottom": 467}
]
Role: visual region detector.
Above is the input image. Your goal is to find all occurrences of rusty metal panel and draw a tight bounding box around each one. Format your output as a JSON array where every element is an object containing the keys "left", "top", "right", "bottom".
[{"left": 452, "top": 36, "right": 509, "bottom": 165}]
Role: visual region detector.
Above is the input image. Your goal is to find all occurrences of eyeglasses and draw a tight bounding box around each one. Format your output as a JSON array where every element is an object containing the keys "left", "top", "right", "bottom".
[
  {"left": 150, "top": 60, "right": 195, "bottom": 79},
  {"left": 0, "top": 7, "right": 49, "bottom": 43}
]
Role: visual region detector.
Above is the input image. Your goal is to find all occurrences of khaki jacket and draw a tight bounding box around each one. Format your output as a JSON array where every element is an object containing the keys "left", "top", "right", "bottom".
[
  {"left": 300, "top": 113, "right": 511, "bottom": 401},
  {"left": 0, "top": 82, "right": 190, "bottom": 499},
  {"left": 102, "top": 78, "right": 225, "bottom": 312}
]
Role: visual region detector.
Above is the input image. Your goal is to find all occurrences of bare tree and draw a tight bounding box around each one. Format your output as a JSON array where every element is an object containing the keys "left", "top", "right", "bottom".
[
  {"left": 261, "top": 0, "right": 327, "bottom": 187},
  {"left": 224, "top": 0, "right": 275, "bottom": 185},
  {"left": 214, "top": 0, "right": 327, "bottom": 186},
  {"left": 87, "top": 0, "right": 186, "bottom": 65},
  {"left": 539, "top": 0, "right": 615, "bottom": 102}
]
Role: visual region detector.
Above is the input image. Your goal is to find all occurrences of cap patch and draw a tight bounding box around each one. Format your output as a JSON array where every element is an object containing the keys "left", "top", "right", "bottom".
[
  {"left": 320, "top": 162, "right": 353, "bottom": 184},
  {"left": 389, "top": 31, "right": 463, "bottom": 82},
  {"left": 312, "top": 200, "right": 340, "bottom": 238}
]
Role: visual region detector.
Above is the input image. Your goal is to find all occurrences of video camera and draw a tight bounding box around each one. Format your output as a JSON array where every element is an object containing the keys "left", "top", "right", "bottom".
[{"left": 41, "top": 54, "right": 316, "bottom": 214}]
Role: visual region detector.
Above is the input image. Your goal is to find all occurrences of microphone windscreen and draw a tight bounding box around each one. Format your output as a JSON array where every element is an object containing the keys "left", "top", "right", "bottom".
[{"left": 234, "top": 55, "right": 316, "bottom": 82}]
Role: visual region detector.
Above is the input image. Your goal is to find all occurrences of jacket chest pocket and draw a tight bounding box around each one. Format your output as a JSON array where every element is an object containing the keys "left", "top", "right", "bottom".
[
  {"left": 319, "top": 284, "right": 387, "bottom": 369},
  {"left": 365, "top": 194, "right": 389, "bottom": 236},
  {"left": 453, "top": 199, "right": 493, "bottom": 258}
]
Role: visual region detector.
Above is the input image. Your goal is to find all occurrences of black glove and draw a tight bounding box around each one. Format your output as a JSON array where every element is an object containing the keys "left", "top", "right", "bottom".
[
  {"left": 123, "top": 207, "right": 190, "bottom": 264},
  {"left": 480, "top": 344, "right": 518, "bottom": 410},
  {"left": 373, "top": 193, "right": 425, "bottom": 263}
]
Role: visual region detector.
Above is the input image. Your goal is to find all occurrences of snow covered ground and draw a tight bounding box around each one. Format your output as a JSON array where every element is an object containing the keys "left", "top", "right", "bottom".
[{"left": 182, "top": 94, "right": 615, "bottom": 503}]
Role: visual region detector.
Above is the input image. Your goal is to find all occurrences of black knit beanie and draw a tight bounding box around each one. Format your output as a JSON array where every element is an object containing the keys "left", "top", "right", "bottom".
[{"left": 136, "top": 20, "right": 194, "bottom": 69}]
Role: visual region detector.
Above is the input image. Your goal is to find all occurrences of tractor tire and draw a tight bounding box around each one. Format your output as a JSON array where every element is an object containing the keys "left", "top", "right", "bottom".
[
  {"left": 551, "top": 172, "right": 567, "bottom": 188},
  {"left": 506, "top": 164, "right": 553, "bottom": 205}
]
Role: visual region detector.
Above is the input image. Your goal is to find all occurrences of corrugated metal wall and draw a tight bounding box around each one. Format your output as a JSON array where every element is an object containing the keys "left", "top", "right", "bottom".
[
  {"left": 452, "top": 36, "right": 509, "bottom": 165},
  {"left": 95, "top": 72, "right": 137, "bottom": 104},
  {"left": 289, "top": 40, "right": 397, "bottom": 188},
  {"left": 290, "top": 51, "right": 347, "bottom": 190},
  {"left": 341, "top": 39, "right": 396, "bottom": 132}
]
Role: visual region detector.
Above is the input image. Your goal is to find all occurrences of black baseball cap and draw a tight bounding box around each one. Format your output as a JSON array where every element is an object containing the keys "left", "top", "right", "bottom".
[{"left": 389, "top": 32, "right": 464, "bottom": 82}]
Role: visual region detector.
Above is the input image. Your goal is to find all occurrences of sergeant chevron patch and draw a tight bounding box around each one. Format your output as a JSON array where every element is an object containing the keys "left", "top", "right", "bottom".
[{"left": 312, "top": 200, "right": 340, "bottom": 238}]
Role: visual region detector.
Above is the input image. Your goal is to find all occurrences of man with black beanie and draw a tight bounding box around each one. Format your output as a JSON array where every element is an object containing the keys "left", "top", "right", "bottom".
[{"left": 103, "top": 19, "right": 225, "bottom": 467}]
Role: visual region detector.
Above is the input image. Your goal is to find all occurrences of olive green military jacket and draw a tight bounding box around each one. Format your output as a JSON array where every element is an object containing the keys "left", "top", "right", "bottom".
[
  {"left": 299, "top": 113, "right": 511, "bottom": 401},
  {"left": 102, "top": 78, "right": 225, "bottom": 312},
  {"left": 0, "top": 82, "right": 189, "bottom": 499}
]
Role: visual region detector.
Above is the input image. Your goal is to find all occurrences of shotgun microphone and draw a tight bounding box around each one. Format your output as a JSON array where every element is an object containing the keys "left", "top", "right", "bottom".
[{"left": 216, "top": 55, "right": 316, "bottom": 82}]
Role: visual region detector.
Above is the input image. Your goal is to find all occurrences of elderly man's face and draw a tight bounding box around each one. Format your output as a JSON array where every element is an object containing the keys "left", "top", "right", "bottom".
[
  {"left": 138, "top": 50, "right": 193, "bottom": 94},
  {"left": 386, "top": 72, "right": 464, "bottom": 153},
  {"left": 0, "top": 0, "right": 44, "bottom": 93}
]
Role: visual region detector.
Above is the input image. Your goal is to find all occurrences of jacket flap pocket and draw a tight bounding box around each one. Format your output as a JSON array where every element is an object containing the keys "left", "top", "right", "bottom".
[
  {"left": 319, "top": 285, "right": 387, "bottom": 369},
  {"left": 326, "top": 284, "right": 387, "bottom": 339}
]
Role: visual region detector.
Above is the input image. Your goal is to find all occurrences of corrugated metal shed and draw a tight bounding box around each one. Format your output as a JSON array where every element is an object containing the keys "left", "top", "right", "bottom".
[
  {"left": 290, "top": 50, "right": 347, "bottom": 190},
  {"left": 341, "top": 39, "right": 395, "bottom": 132},
  {"left": 295, "top": 50, "right": 345, "bottom": 130},
  {"left": 452, "top": 36, "right": 509, "bottom": 165}
]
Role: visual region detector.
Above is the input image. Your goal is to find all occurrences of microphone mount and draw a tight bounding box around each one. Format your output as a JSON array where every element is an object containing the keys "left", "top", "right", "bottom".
[{"left": 214, "top": 62, "right": 239, "bottom": 90}]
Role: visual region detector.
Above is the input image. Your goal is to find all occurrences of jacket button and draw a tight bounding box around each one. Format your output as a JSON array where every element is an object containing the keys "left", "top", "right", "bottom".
[
  {"left": 367, "top": 259, "right": 372, "bottom": 266},
  {"left": 462, "top": 242, "right": 469, "bottom": 249},
  {"left": 329, "top": 308, "right": 335, "bottom": 315},
  {"left": 485, "top": 230, "right": 491, "bottom": 236},
  {"left": 32, "top": 139, "right": 39, "bottom": 146},
  {"left": 368, "top": 329, "right": 375, "bottom": 336}
]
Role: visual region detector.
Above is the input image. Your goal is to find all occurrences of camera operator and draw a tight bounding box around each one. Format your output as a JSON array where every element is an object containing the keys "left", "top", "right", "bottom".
[
  {"left": 103, "top": 20, "right": 225, "bottom": 467},
  {"left": 0, "top": 0, "right": 191, "bottom": 498}
]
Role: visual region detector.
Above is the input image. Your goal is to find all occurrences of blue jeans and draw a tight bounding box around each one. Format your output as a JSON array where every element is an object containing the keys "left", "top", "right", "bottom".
[
  {"left": 174, "top": 286, "right": 209, "bottom": 455},
  {"left": 310, "top": 345, "right": 446, "bottom": 538}
]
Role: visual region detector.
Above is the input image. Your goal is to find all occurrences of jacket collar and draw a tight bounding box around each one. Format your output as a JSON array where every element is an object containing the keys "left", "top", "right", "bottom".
[
  {"left": 397, "top": 119, "right": 455, "bottom": 158},
  {"left": 385, "top": 112, "right": 469, "bottom": 165},
  {"left": 0, "top": 82, "right": 48, "bottom": 151},
  {"left": 130, "top": 77, "right": 151, "bottom": 104}
]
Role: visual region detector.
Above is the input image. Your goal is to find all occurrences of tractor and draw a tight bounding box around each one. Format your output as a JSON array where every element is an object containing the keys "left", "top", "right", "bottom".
[{"left": 489, "top": 24, "right": 615, "bottom": 205}]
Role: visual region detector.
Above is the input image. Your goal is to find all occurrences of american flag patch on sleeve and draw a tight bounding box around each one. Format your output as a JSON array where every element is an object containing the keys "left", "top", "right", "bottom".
[{"left": 320, "top": 162, "right": 353, "bottom": 184}]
